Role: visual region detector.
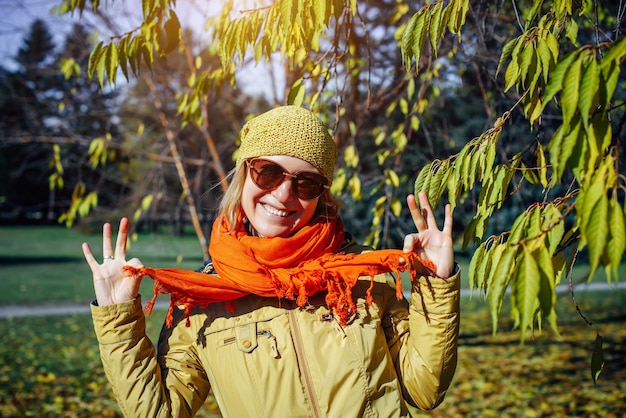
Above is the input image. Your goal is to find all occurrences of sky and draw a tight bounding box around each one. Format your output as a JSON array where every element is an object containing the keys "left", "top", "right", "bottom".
[
  {"left": 0, "top": 0, "right": 72, "bottom": 68},
  {"left": 0, "top": 0, "right": 280, "bottom": 98}
]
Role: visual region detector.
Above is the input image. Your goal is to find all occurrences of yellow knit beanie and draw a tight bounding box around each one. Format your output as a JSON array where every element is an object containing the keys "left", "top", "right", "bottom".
[{"left": 235, "top": 106, "right": 337, "bottom": 182}]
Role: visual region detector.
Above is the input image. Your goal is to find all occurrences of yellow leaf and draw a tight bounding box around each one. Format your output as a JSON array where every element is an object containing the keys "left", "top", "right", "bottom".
[
  {"left": 348, "top": 174, "right": 361, "bottom": 200},
  {"left": 391, "top": 197, "right": 402, "bottom": 216},
  {"left": 386, "top": 169, "right": 400, "bottom": 187}
]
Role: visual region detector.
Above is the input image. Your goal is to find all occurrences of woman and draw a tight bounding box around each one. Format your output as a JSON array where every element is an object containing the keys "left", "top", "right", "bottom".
[{"left": 82, "top": 106, "right": 460, "bottom": 417}]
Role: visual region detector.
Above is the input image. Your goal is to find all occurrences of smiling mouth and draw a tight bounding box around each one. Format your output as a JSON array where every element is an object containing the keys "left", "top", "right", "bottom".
[{"left": 262, "top": 204, "right": 289, "bottom": 217}]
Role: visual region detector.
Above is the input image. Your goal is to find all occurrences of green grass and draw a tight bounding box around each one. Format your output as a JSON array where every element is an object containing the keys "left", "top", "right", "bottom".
[{"left": 0, "top": 225, "right": 205, "bottom": 304}]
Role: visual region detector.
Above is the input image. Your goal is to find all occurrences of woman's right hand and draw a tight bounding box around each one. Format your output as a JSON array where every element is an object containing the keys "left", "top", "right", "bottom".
[{"left": 82, "top": 217, "right": 144, "bottom": 306}]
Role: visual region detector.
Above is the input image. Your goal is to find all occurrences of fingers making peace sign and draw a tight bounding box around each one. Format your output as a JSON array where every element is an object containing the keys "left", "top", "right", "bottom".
[
  {"left": 402, "top": 192, "right": 455, "bottom": 279},
  {"left": 82, "top": 218, "right": 144, "bottom": 306}
]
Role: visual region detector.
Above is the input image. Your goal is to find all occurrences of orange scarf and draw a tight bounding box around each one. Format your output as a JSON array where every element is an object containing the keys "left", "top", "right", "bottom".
[{"left": 124, "top": 215, "right": 434, "bottom": 326}]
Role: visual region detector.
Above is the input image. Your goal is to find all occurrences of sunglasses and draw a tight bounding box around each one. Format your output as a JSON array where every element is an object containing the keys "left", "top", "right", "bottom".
[{"left": 246, "top": 158, "right": 329, "bottom": 200}]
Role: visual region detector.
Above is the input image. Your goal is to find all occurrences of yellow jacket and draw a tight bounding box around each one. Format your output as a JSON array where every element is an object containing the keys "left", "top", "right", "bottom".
[{"left": 91, "top": 253, "right": 460, "bottom": 417}]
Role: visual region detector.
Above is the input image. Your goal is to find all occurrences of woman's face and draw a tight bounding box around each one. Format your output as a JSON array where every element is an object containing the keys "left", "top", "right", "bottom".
[{"left": 241, "top": 155, "right": 321, "bottom": 238}]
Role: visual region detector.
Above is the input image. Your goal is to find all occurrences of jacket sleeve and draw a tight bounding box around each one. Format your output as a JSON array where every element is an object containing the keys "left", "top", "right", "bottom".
[
  {"left": 383, "top": 267, "right": 460, "bottom": 411},
  {"left": 91, "top": 297, "right": 210, "bottom": 417}
]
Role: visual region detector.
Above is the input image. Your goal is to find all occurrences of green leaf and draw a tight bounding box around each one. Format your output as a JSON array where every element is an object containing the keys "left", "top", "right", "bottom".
[
  {"left": 525, "top": 205, "right": 543, "bottom": 251},
  {"left": 489, "top": 244, "right": 518, "bottom": 335},
  {"left": 536, "top": 37, "right": 552, "bottom": 83},
  {"left": 579, "top": 159, "right": 608, "bottom": 234},
  {"left": 428, "top": 1, "right": 444, "bottom": 54},
  {"left": 496, "top": 36, "right": 520, "bottom": 76},
  {"left": 504, "top": 51, "right": 521, "bottom": 92},
  {"left": 117, "top": 37, "right": 130, "bottom": 81},
  {"left": 542, "top": 49, "right": 580, "bottom": 111},
  {"left": 578, "top": 57, "right": 599, "bottom": 128},
  {"left": 566, "top": 17, "right": 579, "bottom": 46},
  {"left": 475, "top": 240, "right": 496, "bottom": 295},
  {"left": 545, "top": 31, "right": 559, "bottom": 63},
  {"left": 537, "top": 244, "right": 559, "bottom": 336},
  {"left": 591, "top": 332, "right": 604, "bottom": 386},
  {"left": 287, "top": 80, "right": 305, "bottom": 106},
  {"left": 411, "top": 11, "right": 429, "bottom": 70},
  {"left": 400, "top": 12, "right": 418, "bottom": 69},
  {"left": 430, "top": 160, "right": 451, "bottom": 208},
  {"left": 514, "top": 247, "right": 541, "bottom": 343},
  {"left": 585, "top": 192, "right": 609, "bottom": 279},
  {"left": 518, "top": 39, "right": 535, "bottom": 89},
  {"left": 87, "top": 41, "right": 103, "bottom": 81},
  {"left": 561, "top": 55, "right": 582, "bottom": 127},
  {"left": 141, "top": 194, "right": 154, "bottom": 210},
  {"left": 414, "top": 162, "right": 433, "bottom": 195},
  {"left": 543, "top": 204, "right": 564, "bottom": 255},
  {"left": 468, "top": 242, "right": 486, "bottom": 296},
  {"left": 508, "top": 208, "right": 530, "bottom": 245},
  {"left": 105, "top": 42, "right": 118, "bottom": 85},
  {"left": 607, "top": 200, "right": 626, "bottom": 282},
  {"left": 556, "top": 117, "right": 582, "bottom": 180},
  {"left": 524, "top": 0, "right": 544, "bottom": 28}
]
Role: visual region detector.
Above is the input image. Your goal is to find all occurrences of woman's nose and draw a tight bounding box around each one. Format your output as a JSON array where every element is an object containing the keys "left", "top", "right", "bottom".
[{"left": 271, "top": 177, "right": 295, "bottom": 202}]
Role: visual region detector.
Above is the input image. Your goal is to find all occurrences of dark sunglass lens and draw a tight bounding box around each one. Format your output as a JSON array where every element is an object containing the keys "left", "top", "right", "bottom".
[
  {"left": 251, "top": 161, "right": 284, "bottom": 189},
  {"left": 294, "top": 173, "right": 327, "bottom": 199}
]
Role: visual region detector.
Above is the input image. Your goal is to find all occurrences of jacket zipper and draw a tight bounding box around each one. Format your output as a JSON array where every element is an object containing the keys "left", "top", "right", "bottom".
[
  {"left": 289, "top": 310, "right": 322, "bottom": 418},
  {"left": 258, "top": 329, "right": 280, "bottom": 358}
]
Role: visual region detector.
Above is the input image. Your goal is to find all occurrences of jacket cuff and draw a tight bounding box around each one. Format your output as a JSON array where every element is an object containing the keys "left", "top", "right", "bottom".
[
  {"left": 91, "top": 297, "right": 145, "bottom": 345},
  {"left": 410, "top": 266, "right": 460, "bottom": 315}
]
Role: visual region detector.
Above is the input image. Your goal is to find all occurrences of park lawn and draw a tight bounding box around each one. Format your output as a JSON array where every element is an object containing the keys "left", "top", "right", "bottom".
[{"left": 0, "top": 224, "right": 206, "bottom": 304}]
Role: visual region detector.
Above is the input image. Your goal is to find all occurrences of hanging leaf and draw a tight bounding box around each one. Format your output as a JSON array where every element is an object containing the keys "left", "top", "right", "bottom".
[
  {"left": 287, "top": 80, "right": 305, "bottom": 106},
  {"left": 591, "top": 332, "right": 604, "bottom": 386},
  {"left": 560, "top": 55, "right": 583, "bottom": 127},
  {"left": 578, "top": 57, "right": 599, "bottom": 129},
  {"left": 514, "top": 247, "right": 541, "bottom": 343},
  {"left": 489, "top": 244, "right": 519, "bottom": 335},
  {"left": 537, "top": 244, "right": 559, "bottom": 336},
  {"left": 497, "top": 36, "right": 520, "bottom": 76},
  {"left": 542, "top": 49, "right": 580, "bottom": 110},
  {"left": 163, "top": 11, "right": 181, "bottom": 54},
  {"left": 585, "top": 193, "right": 609, "bottom": 279},
  {"left": 606, "top": 200, "right": 626, "bottom": 282}
]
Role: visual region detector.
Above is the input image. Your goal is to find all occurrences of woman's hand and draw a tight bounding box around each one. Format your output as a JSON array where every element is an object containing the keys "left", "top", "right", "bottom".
[
  {"left": 403, "top": 192, "right": 454, "bottom": 279},
  {"left": 82, "top": 217, "right": 144, "bottom": 306}
]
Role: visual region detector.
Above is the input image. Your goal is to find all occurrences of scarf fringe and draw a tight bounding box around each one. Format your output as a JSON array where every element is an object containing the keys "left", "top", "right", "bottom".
[{"left": 124, "top": 251, "right": 434, "bottom": 327}]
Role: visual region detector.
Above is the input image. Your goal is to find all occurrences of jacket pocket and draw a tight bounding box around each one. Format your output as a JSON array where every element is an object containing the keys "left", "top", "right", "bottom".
[{"left": 218, "top": 323, "right": 280, "bottom": 358}]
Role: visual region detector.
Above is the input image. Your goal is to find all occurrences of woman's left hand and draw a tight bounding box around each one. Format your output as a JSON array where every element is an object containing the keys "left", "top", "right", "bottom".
[{"left": 402, "top": 192, "right": 454, "bottom": 279}]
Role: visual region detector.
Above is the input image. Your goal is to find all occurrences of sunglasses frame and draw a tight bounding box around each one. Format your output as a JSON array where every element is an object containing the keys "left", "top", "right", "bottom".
[{"left": 246, "top": 158, "right": 329, "bottom": 200}]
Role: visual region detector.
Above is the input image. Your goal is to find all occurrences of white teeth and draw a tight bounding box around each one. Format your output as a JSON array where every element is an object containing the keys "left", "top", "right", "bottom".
[{"left": 263, "top": 204, "right": 288, "bottom": 217}]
